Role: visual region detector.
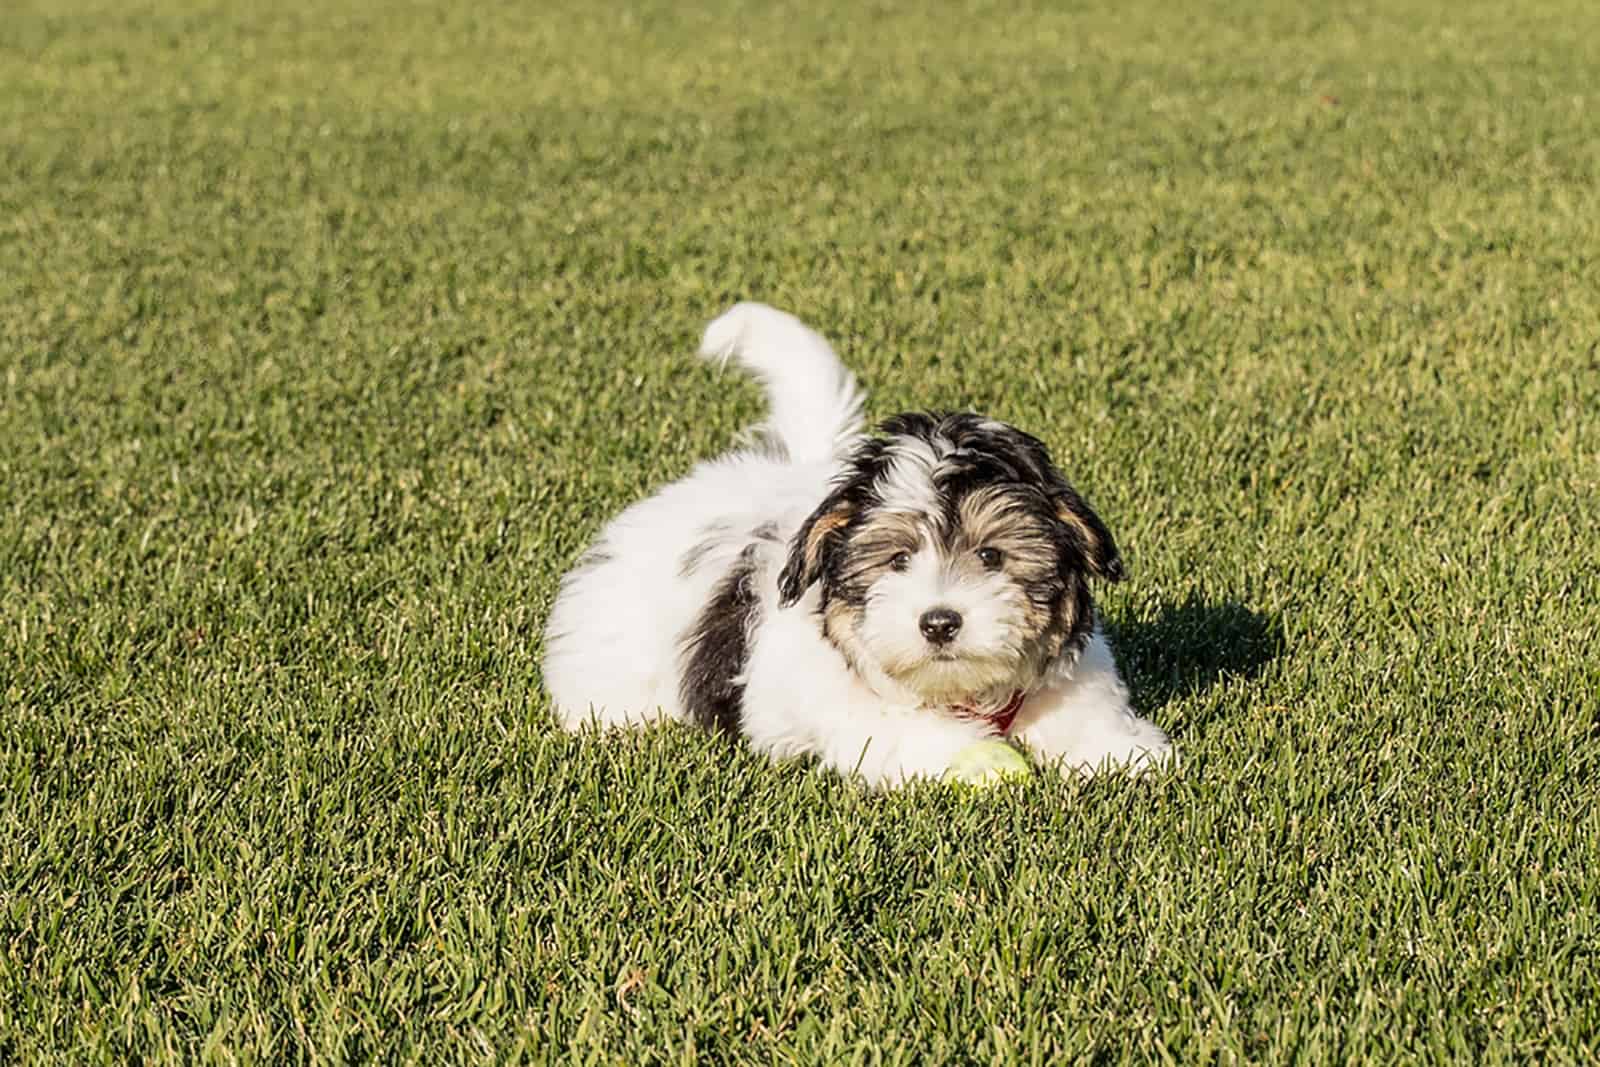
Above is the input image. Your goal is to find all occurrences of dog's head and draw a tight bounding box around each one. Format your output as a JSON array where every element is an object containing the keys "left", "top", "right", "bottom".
[{"left": 778, "top": 412, "right": 1122, "bottom": 706}]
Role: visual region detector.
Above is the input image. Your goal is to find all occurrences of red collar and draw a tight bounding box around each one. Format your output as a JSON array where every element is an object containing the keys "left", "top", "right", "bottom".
[{"left": 950, "top": 689, "right": 1026, "bottom": 736}]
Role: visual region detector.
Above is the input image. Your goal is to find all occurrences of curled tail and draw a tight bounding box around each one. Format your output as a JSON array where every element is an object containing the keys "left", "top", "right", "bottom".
[{"left": 699, "top": 303, "right": 866, "bottom": 465}]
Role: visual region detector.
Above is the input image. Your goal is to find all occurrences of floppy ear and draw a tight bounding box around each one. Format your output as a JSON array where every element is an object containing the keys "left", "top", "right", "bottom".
[
  {"left": 1053, "top": 484, "right": 1125, "bottom": 582},
  {"left": 777, "top": 492, "right": 854, "bottom": 607},
  {"left": 1006, "top": 427, "right": 1125, "bottom": 583}
]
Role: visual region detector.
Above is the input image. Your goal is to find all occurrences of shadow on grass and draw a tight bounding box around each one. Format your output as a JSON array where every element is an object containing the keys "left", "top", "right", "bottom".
[{"left": 1106, "top": 595, "right": 1285, "bottom": 723}]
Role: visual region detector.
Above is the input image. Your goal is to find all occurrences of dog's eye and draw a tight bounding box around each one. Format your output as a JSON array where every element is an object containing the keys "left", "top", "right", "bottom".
[
  {"left": 976, "top": 546, "right": 1004, "bottom": 570},
  {"left": 889, "top": 551, "right": 912, "bottom": 572}
]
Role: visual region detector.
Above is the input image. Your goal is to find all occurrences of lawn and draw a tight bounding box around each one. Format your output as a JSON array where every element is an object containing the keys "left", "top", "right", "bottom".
[{"left": 3, "top": 0, "right": 1599, "bottom": 1060}]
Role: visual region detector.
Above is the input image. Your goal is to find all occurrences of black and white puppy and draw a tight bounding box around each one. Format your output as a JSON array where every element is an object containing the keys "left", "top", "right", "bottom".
[{"left": 542, "top": 304, "right": 1173, "bottom": 787}]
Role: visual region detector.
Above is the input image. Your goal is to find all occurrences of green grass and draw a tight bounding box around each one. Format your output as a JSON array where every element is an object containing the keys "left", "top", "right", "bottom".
[{"left": 3, "top": 0, "right": 1599, "bottom": 1060}]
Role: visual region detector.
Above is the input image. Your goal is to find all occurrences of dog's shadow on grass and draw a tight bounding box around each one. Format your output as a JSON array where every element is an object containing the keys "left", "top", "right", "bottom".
[{"left": 1105, "top": 595, "right": 1285, "bottom": 728}]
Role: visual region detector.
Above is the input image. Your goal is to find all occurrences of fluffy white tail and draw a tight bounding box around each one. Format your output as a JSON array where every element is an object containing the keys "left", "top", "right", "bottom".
[{"left": 699, "top": 303, "right": 866, "bottom": 465}]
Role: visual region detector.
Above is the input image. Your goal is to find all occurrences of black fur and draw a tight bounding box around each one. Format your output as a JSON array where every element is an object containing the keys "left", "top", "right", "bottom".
[
  {"left": 776, "top": 488, "right": 851, "bottom": 607},
  {"left": 679, "top": 546, "right": 762, "bottom": 732}
]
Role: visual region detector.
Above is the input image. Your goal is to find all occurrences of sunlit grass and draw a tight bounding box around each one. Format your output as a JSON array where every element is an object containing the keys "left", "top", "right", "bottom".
[{"left": 2, "top": 0, "right": 1598, "bottom": 1060}]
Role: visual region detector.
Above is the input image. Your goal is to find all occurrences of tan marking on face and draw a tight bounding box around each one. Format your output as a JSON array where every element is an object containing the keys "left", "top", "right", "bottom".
[
  {"left": 952, "top": 485, "right": 1080, "bottom": 652},
  {"left": 953, "top": 487, "right": 1059, "bottom": 579},
  {"left": 815, "top": 485, "right": 1094, "bottom": 704},
  {"left": 840, "top": 508, "right": 926, "bottom": 580}
]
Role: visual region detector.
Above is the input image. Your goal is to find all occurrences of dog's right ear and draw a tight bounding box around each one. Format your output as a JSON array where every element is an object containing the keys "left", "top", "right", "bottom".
[
  {"left": 1052, "top": 484, "right": 1125, "bottom": 584},
  {"left": 777, "top": 491, "right": 853, "bottom": 608}
]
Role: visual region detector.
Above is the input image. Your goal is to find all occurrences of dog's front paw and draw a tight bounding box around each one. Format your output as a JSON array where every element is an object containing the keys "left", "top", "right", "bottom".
[
  {"left": 942, "top": 740, "right": 1034, "bottom": 787},
  {"left": 1061, "top": 732, "right": 1177, "bottom": 777}
]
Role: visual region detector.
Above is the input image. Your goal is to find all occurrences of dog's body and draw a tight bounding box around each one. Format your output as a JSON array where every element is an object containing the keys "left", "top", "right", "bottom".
[{"left": 543, "top": 304, "right": 1173, "bottom": 787}]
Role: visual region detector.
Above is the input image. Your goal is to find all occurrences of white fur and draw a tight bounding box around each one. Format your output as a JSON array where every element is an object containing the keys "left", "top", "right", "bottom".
[
  {"left": 699, "top": 302, "right": 864, "bottom": 465},
  {"left": 1012, "top": 628, "right": 1174, "bottom": 776},
  {"left": 541, "top": 304, "right": 1175, "bottom": 787},
  {"left": 876, "top": 437, "right": 947, "bottom": 515},
  {"left": 857, "top": 548, "right": 1022, "bottom": 704}
]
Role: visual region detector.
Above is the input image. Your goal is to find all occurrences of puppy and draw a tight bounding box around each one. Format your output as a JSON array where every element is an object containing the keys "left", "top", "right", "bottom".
[{"left": 542, "top": 304, "right": 1174, "bottom": 787}]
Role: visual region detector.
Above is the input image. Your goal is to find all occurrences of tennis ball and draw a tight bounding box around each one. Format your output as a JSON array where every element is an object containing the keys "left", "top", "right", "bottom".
[{"left": 943, "top": 740, "right": 1033, "bottom": 786}]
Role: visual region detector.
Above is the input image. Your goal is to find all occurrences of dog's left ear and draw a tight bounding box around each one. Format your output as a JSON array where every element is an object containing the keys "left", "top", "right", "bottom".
[
  {"left": 777, "top": 491, "right": 853, "bottom": 607},
  {"left": 1006, "top": 428, "right": 1126, "bottom": 583},
  {"left": 1052, "top": 484, "right": 1124, "bottom": 582}
]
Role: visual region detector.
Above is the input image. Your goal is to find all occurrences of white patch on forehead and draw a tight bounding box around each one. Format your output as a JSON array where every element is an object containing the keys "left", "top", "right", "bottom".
[{"left": 875, "top": 434, "right": 948, "bottom": 515}]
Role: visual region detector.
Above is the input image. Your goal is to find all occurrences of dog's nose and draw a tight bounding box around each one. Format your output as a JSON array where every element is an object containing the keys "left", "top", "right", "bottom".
[{"left": 919, "top": 608, "right": 963, "bottom": 645}]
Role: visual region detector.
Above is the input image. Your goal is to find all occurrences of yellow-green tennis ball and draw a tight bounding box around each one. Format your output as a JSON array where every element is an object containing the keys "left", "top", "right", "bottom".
[{"left": 943, "top": 740, "right": 1033, "bottom": 786}]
